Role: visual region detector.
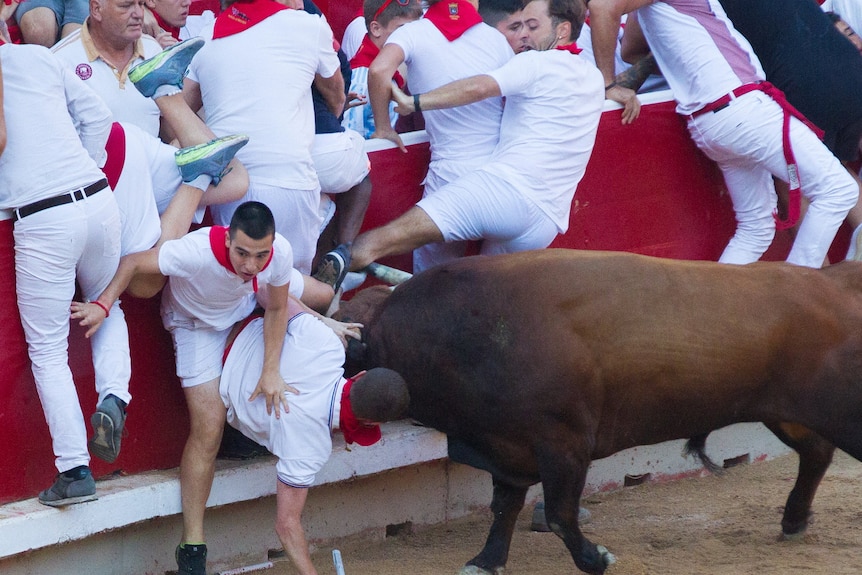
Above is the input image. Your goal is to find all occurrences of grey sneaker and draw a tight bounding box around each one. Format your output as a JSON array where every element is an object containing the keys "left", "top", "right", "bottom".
[
  {"left": 314, "top": 243, "right": 352, "bottom": 291},
  {"left": 89, "top": 394, "right": 127, "bottom": 464},
  {"left": 38, "top": 465, "right": 97, "bottom": 507},
  {"left": 128, "top": 37, "right": 205, "bottom": 98},
  {"left": 175, "top": 135, "right": 249, "bottom": 185},
  {"left": 176, "top": 543, "right": 208, "bottom": 575}
]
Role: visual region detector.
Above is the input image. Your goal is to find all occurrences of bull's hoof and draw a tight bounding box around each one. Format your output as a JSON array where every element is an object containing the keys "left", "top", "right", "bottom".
[
  {"left": 459, "top": 565, "right": 503, "bottom": 575},
  {"left": 596, "top": 545, "right": 616, "bottom": 567},
  {"left": 780, "top": 529, "right": 807, "bottom": 542}
]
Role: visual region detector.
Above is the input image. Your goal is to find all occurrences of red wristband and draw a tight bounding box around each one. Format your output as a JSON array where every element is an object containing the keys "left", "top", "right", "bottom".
[{"left": 92, "top": 300, "right": 110, "bottom": 318}]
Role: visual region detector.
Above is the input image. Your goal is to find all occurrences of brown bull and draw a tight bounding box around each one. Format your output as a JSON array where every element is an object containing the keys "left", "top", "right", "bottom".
[{"left": 335, "top": 249, "right": 862, "bottom": 575}]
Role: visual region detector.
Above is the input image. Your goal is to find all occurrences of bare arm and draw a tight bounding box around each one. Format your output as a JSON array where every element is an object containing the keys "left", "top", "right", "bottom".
[
  {"left": 249, "top": 282, "right": 294, "bottom": 418},
  {"left": 70, "top": 248, "right": 163, "bottom": 337},
  {"left": 368, "top": 43, "right": 407, "bottom": 151},
  {"left": 392, "top": 74, "right": 501, "bottom": 115},
  {"left": 314, "top": 71, "right": 346, "bottom": 118}
]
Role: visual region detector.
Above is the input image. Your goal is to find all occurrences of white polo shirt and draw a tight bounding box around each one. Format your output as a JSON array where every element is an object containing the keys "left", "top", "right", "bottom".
[
  {"left": 187, "top": 11, "right": 340, "bottom": 190},
  {"left": 487, "top": 49, "right": 604, "bottom": 232},
  {"left": 0, "top": 43, "right": 111, "bottom": 209},
  {"left": 386, "top": 18, "right": 513, "bottom": 185},
  {"left": 221, "top": 313, "right": 347, "bottom": 487},
  {"left": 159, "top": 227, "right": 294, "bottom": 331},
  {"left": 52, "top": 24, "right": 164, "bottom": 137}
]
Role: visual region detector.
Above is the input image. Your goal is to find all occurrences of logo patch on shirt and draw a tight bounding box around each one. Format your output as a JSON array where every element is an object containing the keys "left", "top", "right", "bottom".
[
  {"left": 76, "top": 63, "right": 93, "bottom": 81},
  {"left": 448, "top": 2, "right": 459, "bottom": 17}
]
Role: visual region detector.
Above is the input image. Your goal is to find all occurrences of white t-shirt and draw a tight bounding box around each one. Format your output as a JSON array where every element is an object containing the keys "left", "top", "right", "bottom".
[
  {"left": 486, "top": 49, "right": 604, "bottom": 232},
  {"left": 0, "top": 44, "right": 111, "bottom": 209},
  {"left": 637, "top": 0, "right": 764, "bottom": 115},
  {"left": 341, "top": 15, "right": 366, "bottom": 61},
  {"left": 188, "top": 11, "right": 340, "bottom": 190},
  {"left": 52, "top": 28, "right": 164, "bottom": 137},
  {"left": 386, "top": 18, "right": 513, "bottom": 185},
  {"left": 159, "top": 227, "right": 294, "bottom": 331},
  {"left": 110, "top": 122, "right": 163, "bottom": 255},
  {"left": 221, "top": 313, "right": 347, "bottom": 487}
]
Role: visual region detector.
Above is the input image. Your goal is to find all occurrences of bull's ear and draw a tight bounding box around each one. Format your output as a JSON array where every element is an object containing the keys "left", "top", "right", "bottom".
[{"left": 346, "top": 337, "right": 368, "bottom": 365}]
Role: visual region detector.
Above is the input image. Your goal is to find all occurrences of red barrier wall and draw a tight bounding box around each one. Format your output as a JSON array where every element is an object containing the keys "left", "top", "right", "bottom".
[{"left": 0, "top": 97, "right": 848, "bottom": 504}]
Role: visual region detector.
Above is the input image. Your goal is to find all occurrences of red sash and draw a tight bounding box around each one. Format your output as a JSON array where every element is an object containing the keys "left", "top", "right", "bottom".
[
  {"left": 423, "top": 0, "right": 483, "bottom": 42},
  {"left": 339, "top": 377, "right": 382, "bottom": 446},
  {"left": 349, "top": 34, "right": 405, "bottom": 88},
  {"left": 153, "top": 11, "right": 181, "bottom": 40},
  {"left": 213, "top": 0, "right": 289, "bottom": 39},
  {"left": 102, "top": 122, "right": 126, "bottom": 191},
  {"left": 555, "top": 42, "right": 582, "bottom": 55},
  {"left": 208, "top": 225, "right": 274, "bottom": 291}
]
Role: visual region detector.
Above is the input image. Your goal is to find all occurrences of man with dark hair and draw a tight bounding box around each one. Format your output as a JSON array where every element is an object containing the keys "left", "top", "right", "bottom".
[
  {"left": 318, "top": 0, "right": 603, "bottom": 286},
  {"left": 219, "top": 301, "right": 406, "bottom": 575},
  {"left": 74, "top": 200, "right": 295, "bottom": 574},
  {"left": 480, "top": 0, "right": 530, "bottom": 53}
]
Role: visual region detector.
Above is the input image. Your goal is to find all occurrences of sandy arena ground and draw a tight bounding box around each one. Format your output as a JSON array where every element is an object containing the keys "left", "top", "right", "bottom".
[{"left": 261, "top": 449, "right": 862, "bottom": 575}]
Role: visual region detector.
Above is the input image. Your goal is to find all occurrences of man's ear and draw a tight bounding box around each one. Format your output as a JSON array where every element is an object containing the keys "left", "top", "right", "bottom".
[
  {"left": 369, "top": 20, "right": 384, "bottom": 39},
  {"left": 223, "top": 228, "right": 231, "bottom": 250},
  {"left": 556, "top": 20, "right": 572, "bottom": 42}
]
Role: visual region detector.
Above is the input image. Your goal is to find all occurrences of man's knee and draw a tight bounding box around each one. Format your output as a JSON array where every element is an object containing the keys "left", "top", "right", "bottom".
[{"left": 19, "top": 7, "right": 60, "bottom": 47}]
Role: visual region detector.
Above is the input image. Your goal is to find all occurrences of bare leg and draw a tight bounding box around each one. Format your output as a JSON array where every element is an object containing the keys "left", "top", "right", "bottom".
[
  {"left": 333, "top": 175, "right": 372, "bottom": 246},
  {"left": 275, "top": 483, "right": 318, "bottom": 575},
  {"left": 19, "top": 8, "right": 58, "bottom": 47},
  {"left": 180, "top": 378, "right": 227, "bottom": 545},
  {"left": 154, "top": 93, "right": 216, "bottom": 148},
  {"left": 60, "top": 22, "right": 81, "bottom": 38},
  {"left": 350, "top": 206, "right": 444, "bottom": 271}
]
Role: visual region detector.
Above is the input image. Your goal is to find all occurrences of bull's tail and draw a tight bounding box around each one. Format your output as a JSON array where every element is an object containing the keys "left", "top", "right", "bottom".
[{"left": 684, "top": 433, "right": 724, "bottom": 475}]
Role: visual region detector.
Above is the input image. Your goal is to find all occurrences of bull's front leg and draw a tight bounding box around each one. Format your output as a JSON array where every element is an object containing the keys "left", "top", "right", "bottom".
[
  {"left": 539, "top": 448, "right": 615, "bottom": 575},
  {"left": 460, "top": 478, "right": 528, "bottom": 575}
]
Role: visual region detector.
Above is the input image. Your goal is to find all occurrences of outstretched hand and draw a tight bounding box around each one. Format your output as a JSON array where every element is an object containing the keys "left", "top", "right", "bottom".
[
  {"left": 248, "top": 369, "right": 299, "bottom": 418},
  {"left": 320, "top": 317, "right": 363, "bottom": 349},
  {"left": 390, "top": 84, "right": 413, "bottom": 116},
  {"left": 70, "top": 301, "right": 109, "bottom": 338},
  {"left": 606, "top": 85, "right": 642, "bottom": 124}
]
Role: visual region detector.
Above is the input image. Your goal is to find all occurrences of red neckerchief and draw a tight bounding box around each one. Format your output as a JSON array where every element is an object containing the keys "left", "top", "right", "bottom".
[
  {"left": 102, "top": 122, "right": 126, "bottom": 191},
  {"left": 349, "top": 34, "right": 405, "bottom": 88},
  {"left": 153, "top": 11, "right": 182, "bottom": 40},
  {"left": 555, "top": 42, "right": 582, "bottom": 55},
  {"left": 339, "top": 377, "right": 382, "bottom": 446},
  {"left": 208, "top": 225, "right": 274, "bottom": 292},
  {"left": 423, "top": 0, "right": 483, "bottom": 42},
  {"left": 213, "top": 0, "right": 290, "bottom": 39}
]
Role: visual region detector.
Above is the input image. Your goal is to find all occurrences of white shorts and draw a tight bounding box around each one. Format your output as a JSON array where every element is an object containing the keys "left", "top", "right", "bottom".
[
  {"left": 166, "top": 319, "right": 230, "bottom": 388},
  {"left": 417, "top": 168, "right": 559, "bottom": 256},
  {"left": 311, "top": 130, "right": 370, "bottom": 195}
]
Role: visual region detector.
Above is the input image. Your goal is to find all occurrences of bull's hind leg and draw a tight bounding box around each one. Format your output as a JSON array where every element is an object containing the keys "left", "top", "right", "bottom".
[
  {"left": 538, "top": 450, "right": 615, "bottom": 575},
  {"left": 462, "top": 478, "right": 528, "bottom": 575},
  {"left": 765, "top": 422, "right": 835, "bottom": 537}
]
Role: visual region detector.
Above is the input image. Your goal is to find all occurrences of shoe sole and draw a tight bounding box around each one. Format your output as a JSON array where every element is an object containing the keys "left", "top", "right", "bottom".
[
  {"left": 128, "top": 38, "right": 204, "bottom": 84},
  {"left": 89, "top": 411, "right": 120, "bottom": 463},
  {"left": 39, "top": 493, "right": 98, "bottom": 507},
  {"left": 174, "top": 136, "right": 249, "bottom": 167}
]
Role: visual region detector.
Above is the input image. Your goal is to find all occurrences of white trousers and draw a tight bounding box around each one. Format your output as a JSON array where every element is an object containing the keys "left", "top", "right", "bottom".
[
  {"left": 14, "top": 189, "right": 122, "bottom": 473},
  {"left": 688, "top": 91, "right": 858, "bottom": 267}
]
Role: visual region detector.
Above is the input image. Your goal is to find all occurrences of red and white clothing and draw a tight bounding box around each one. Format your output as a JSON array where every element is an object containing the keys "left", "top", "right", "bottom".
[
  {"left": 221, "top": 313, "right": 349, "bottom": 487},
  {"left": 52, "top": 24, "right": 164, "bottom": 137},
  {"left": 418, "top": 48, "right": 604, "bottom": 254},
  {"left": 0, "top": 43, "right": 121, "bottom": 474},
  {"left": 638, "top": 0, "right": 857, "bottom": 267},
  {"left": 159, "top": 227, "right": 294, "bottom": 386},
  {"left": 385, "top": 10, "right": 513, "bottom": 271},
  {"left": 187, "top": 5, "right": 340, "bottom": 272}
]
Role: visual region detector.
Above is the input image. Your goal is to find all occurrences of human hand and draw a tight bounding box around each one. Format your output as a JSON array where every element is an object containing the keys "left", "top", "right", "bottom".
[
  {"left": 154, "top": 31, "right": 179, "bottom": 49},
  {"left": 370, "top": 126, "right": 407, "bottom": 153},
  {"left": 606, "top": 85, "right": 641, "bottom": 124},
  {"left": 70, "top": 300, "right": 110, "bottom": 338},
  {"left": 249, "top": 369, "right": 299, "bottom": 418},
  {"left": 319, "top": 317, "right": 362, "bottom": 348},
  {"left": 345, "top": 91, "right": 367, "bottom": 111},
  {"left": 390, "top": 84, "right": 413, "bottom": 116},
  {"left": 0, "top": 0, "right": 20, "bottom": 24}
]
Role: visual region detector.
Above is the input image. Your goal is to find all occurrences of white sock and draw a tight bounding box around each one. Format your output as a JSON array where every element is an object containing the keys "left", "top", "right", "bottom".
[
  {"left": 185, "top": 174, "right": 213, "bottom": 192},
  {"left": 153, "top": 84, "right": 182, "bottom": 100}
]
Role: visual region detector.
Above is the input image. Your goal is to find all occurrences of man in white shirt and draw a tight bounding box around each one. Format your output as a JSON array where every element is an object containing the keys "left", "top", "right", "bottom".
[
  {"left": 367, "top": 0, "right": 514, "bottom": 273},
  {"left": 0, "top": 42, "right": 118, "bottom": 506},
  {"left": 318, "top": 0, "right": 603, "bottom": 288}
]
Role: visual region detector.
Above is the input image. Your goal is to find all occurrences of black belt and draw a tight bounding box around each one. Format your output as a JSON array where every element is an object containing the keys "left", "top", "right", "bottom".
[{"left": 13, "top": 179, "right": 109, "bottom": 222}]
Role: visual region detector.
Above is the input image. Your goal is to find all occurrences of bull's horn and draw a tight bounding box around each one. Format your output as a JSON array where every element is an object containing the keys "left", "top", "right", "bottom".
[{"left": 364, "top": 262, "right": 413, "bottom": 285}]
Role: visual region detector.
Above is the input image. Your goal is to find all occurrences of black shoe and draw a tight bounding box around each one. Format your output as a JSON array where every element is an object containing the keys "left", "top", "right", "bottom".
[
  {"left": 38, "top": 465, "right": 97, "bottom": 507},
  {"left": 313, "top": 243, "right": 352, "bottom": 291},
  {"left": 89, "top": 394, "right": 127, "bottom": 463},
  {"left": 176, "top": 543, "right": 208, "bottom": 575}
]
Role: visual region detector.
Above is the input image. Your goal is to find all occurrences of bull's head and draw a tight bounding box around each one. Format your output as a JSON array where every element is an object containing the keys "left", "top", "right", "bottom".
[{"left": 332, "top": 285, "right": 394, "bottom": 376}]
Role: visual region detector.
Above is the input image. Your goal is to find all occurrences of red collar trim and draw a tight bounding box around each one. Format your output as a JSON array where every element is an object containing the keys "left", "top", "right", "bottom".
[
  {"left": 339, "top": 377, "right": 382, "bottom": 446},
  {"left": 423, "top": 0, "right": 483, "bottom": 42},
  {"left": 213, "top": 0, "right": 290, "bottom": 39},
  {"left": 555, "top": 42, "right": 582, "bottom": 55},
  {"left": 153, "top": 11, "right": 182, "bottom": 40},
  {"left": 349, "top": 34, "right": 404, "bottom": 88},
  {"left": 208, "top": 225, "right": 274, "bottom": 292}
]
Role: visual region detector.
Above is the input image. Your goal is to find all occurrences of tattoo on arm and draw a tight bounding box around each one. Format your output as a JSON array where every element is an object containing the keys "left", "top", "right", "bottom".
[{"left": 612, "top": 53, "right": 659, "bottom": 93}]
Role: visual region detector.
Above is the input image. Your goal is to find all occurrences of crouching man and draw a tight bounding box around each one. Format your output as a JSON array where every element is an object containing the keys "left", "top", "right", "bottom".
[{"left": 220, "top": 299, "right": 409, "bottom": 575}]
